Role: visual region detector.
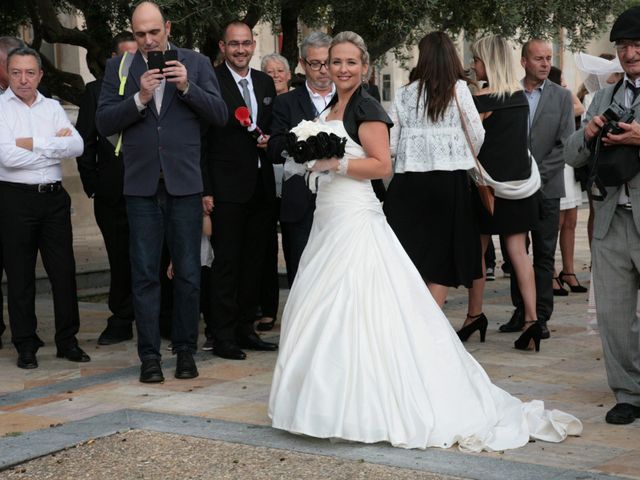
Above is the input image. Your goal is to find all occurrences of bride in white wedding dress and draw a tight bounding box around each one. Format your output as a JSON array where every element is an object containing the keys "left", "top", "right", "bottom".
[{"left": 268, "top": 31, "right": 582, "bottom": 452}]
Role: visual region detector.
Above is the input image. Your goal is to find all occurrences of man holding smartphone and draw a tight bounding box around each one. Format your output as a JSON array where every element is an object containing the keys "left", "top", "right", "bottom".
[{"left": 97, "top": 1, "right": 227, "bottom": 383}]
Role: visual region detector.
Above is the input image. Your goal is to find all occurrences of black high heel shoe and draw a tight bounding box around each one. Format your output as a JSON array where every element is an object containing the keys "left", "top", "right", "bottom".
[
  {"left": 558, "top": 272, "right": 587, "bottom": 293},
  {"left": 457, "top": 313, "right": 488, "bottom": 343},
  {"left": 514, "top": 321, "right": 542, "bottom": 352},
  {"left": 552, "top": 277, "right": 568, "bottom": 296}
]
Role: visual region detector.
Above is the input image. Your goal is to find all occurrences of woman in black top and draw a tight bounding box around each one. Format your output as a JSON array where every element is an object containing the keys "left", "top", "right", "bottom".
[{"left": 458, "top": 35, "right": 543, "bottom": 352}]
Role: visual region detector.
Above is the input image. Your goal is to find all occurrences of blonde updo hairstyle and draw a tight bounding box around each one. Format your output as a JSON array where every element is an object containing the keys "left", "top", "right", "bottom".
[{"left": 329, "top": 31, "right": 370, "bottom": 66}]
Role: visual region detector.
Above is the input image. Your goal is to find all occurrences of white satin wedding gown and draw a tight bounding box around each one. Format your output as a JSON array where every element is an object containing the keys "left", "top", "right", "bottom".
[{"left": 268, "top": 118, "right": 582, "bottom": 452}]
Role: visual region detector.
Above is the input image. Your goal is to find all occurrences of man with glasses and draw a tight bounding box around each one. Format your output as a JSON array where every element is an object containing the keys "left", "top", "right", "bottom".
[
  {"left": 267, "top": 32, "right": 334, "bottom": 286},
  {"left": 202, "top": 20, "right": 278, "bottom": 360},
  {"left": 565, "top": 6, "right": 640, "bottom": 425}
]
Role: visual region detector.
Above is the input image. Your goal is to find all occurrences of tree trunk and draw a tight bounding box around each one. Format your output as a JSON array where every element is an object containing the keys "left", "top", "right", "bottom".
[{"left": 280, "top": 0, "right": 302, "bottom": 72}]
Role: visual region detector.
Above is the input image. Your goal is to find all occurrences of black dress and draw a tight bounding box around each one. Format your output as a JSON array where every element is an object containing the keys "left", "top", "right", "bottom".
[
  {"left": 384, "top": 170, "right": 481, "bottom": 288},
  {"left": 473, "top": 92, "right": 540, "bottom": 235}
]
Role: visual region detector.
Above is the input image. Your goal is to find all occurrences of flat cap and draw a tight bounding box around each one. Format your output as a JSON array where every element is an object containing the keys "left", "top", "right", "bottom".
[{"left": 611, "top": 6, "right": 640, "bottom": 42}]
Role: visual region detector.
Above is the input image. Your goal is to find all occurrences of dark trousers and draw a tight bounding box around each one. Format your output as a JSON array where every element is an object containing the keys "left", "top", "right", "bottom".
[
  {"left": 200, "top": 265, "right": 214, "bottom": 338},
  {"left": 125, "top": 183, "right": 202, "bottom": 361},
  {"left": 259, "top": 198, "right": 280, "bottom": 318},
  {"left": 0, "top": 247, "right": 4, "bottom": 338},
  {"left": 510, "top": 197, "right": 560, "bottom": 322},
  {"left": 94, "top": 196, "right": 134, "bottom": 326},
  {"left": 0, "top": 184, "right": 80, "bottom": 351},
  {"left": 210, "top": 171, "right": 274, "bottom": 342},
  {"left": 280, "top": 204, "right": 314, "bottom": 287}
]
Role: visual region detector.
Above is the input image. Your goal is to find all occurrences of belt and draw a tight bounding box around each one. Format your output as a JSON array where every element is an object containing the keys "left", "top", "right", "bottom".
[
  {"left": 0, "top": 180, "right": 62, "bottom": 193},
  {"left": 617, "top": 203, "right": 633, "bottom": 211}
]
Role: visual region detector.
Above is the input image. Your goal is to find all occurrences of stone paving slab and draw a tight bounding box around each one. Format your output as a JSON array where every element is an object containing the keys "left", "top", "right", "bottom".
[
  {"left": 2, "top": 205, "right": 640, "bottom": 479},
  {"left": 0, "top": 411, "right": 627, "bottom": 480}
]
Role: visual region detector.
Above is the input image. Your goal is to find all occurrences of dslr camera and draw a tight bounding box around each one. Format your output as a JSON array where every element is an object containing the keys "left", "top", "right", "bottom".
[{"left": 601, "top": 102, "right": 635, "bottom": 135}]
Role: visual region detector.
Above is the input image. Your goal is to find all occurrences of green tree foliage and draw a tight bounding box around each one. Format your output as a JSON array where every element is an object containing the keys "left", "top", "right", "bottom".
[{"left": 0, "top": 0, "right": 633, "bottom": 104}]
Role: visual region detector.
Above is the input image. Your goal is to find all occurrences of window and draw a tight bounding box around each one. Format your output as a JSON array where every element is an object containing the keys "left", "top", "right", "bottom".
[{"left": 382, "top": 74, "right": 391, "bottom": 102}]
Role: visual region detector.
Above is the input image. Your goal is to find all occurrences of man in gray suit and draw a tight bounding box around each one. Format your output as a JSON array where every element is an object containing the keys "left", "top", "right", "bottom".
[
  {"left": 565, "top": 6, "right": 640, "bottom": 425},
  {"left": 500, "top": 39, "right": 575, "bottom": 339},
  {"left": 97, "top": 1, "right": 227, "bottom": 383}
]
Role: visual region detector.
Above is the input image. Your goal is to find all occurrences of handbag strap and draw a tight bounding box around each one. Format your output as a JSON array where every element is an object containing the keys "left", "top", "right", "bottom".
[{"left": 454, "top": 89, "right": 487, "bottom": 187}]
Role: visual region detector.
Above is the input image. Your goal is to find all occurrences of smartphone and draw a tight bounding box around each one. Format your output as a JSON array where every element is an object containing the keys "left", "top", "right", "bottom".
[
  {"left": 163, "top": 50, "right": 178, "bottom": 77},
  {"left": 147, "top": 51, "right": 164, "bottom": 72}
]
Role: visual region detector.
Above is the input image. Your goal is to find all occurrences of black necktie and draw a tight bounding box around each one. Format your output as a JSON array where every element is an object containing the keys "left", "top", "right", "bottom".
[{"left": 627, "top": 81, "right": 640, "bottom": 103}]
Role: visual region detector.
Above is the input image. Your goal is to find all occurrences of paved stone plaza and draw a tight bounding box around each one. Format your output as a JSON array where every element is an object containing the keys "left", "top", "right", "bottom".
[{"left": 0, "top": 204, "right": 639, "bottom": 479}]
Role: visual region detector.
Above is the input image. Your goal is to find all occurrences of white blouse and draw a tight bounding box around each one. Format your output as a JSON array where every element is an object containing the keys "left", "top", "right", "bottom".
[{"left": 389, "top": 79, "right": 484, "bottom": 173}]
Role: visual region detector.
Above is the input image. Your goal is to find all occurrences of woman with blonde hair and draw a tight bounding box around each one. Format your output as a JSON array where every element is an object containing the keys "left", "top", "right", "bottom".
[
  {"left": 269, "top": 31, "right": 580, "bottom": 452},
  {"left": 460, "top": 35, "right": 543, "bottom": 351}
]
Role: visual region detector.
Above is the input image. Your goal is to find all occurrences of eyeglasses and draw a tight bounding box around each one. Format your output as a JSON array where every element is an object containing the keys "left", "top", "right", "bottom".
[
  {"left": 615, "top": 41, "right": 640, "bottom": 52},
  {"left": 303, "top": 59, "right": 329, "bottom": 71},
  {"left": 225, "top": 40, "right": 254, "bottom": 48}
]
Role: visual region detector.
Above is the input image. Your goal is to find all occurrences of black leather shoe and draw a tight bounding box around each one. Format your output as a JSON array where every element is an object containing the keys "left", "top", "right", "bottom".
[
  {"left": 97, "top": 322, "right": 133, "bottom": 345},
  {"left": 499, "top": 309, "right": 525, "bottom": 332},
  {"left": 539, "top": 320, "right": 550, "bottom": 339},
  {"left": 237, "top": 332, "right": 278, "bottom": 351},
  {"left": 213, "top": 341, "right": 247, "bottom": 360},
  {"left": 605, "top": 403, "right": 640, "bottom": 425},
  {"left": 256, "top": 317, "right": 277, "bottom": 332},
  {"left": 17, "top": 349, "right": 38, "bottom": 369},
  {"left": 56, "top": 346, "right": 91, "bottom": 362},
  {"left": 175, "top": 351, "right": 199, "bottom": 379},
  {"left": 140, "top": 359, "right": 164, "bottom": 383}
]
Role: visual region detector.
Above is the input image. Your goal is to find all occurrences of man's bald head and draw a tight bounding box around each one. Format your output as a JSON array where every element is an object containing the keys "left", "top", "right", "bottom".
[{"left": 131, "top": 1, "right": 171, "bottom": 56}]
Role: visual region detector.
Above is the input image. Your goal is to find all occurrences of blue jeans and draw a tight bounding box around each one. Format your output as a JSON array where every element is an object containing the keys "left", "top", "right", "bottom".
[{"left": 126, "top": 183, "right": 202, "bottom": 361}]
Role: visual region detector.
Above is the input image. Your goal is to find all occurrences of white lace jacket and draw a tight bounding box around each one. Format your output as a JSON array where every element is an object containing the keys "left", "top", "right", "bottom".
[{"left": 389, "top": 80, "right": 485, "bottom": 173}]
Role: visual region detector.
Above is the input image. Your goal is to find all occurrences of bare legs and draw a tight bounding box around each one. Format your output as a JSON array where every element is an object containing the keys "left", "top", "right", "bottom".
[
  {"left": 465, "top": 235, "right": 491, "bottom": 326},
  {"left": 467, "top": 232, "right": 536, "bottom": 325},
  {"left": 427, "top": 282, "right": 449, "bottom": 308}
]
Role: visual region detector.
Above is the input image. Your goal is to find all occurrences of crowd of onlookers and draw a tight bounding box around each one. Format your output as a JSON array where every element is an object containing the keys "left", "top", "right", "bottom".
[{"left": 2, "top": 0, "right": 640, "bottom": 425}]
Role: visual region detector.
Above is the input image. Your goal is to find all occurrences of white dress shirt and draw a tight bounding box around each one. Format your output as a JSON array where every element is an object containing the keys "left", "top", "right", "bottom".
[
  {"left": 226, "top": 63, "right": 261, "bottom": 166},
  {"left": 134, "top": 53, "right": 167, "bottom": 114},
  {"left": 305, "top": 82, "right": 336, "bottom": 118},
  {"left": 227, "top": 62, "right": 259, "bottom": 126},
  {"left": 0, "top": 88, "right": 83, "bottom": 184},
  {"left": 389, "top": 80, "right": 484, "bottom": 173}
]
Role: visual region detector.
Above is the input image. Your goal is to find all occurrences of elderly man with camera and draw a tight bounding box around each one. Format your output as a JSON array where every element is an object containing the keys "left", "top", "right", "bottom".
[{"left": 565, "top": 6, "right": 640, "bottom": 425}]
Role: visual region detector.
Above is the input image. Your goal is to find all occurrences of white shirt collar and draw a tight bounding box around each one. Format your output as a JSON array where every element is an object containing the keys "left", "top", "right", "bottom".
[
  {"left": 305, "top": 81, "right": 335, "bottom": 99},
  {"left": 624, "top": 74, "right": 640, "bottom": 88},
  {"left": 3, "top": 86, "right": 44, "bottom": 107},
  {"left": 226, "top": 62, "right": 253, "bottom": 87}
]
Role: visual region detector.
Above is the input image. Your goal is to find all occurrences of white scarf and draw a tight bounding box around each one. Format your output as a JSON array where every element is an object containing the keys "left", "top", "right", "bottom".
[{"left": 470, "top": 151, "right": 541, "bottom": 200}]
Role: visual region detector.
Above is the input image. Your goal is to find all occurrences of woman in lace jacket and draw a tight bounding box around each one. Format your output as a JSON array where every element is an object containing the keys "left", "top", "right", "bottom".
[{"left": 384, "top": 31, "right": 485, "bottom": 307}]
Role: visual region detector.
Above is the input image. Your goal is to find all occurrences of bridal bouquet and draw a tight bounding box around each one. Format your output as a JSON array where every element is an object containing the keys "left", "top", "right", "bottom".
[
  {"left": 283, "top": 120, "right": 347, "bottom": 192},
  {"left": 285, "top": 120, "right": 347, "bottom": 164}
]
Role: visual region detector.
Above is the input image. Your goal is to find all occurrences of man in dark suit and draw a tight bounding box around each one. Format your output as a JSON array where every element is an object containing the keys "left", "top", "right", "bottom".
[
  {"left": 0, "top": 36, "right": 25, "bottom": 350},
  {"left": 499, "top": 39, "right": 575, "bottom": 338},
  {"left": 202, "top": 20, "right": 278, "bottom": 360},
  {"left": 96, "top": 1, "right": 227, "bottom": 382},
  {"left": 267, "top": 32, "right": 334, "bottom": 286},
  {"left": 76, "top": 32, "right": 137, "bottom": 346}
]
